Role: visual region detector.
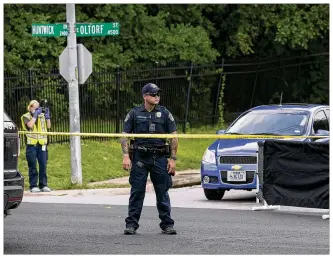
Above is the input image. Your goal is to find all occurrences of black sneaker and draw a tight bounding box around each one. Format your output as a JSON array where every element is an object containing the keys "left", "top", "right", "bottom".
[
  {"left": 124, "top": 227, "right": 136, "bottom": 235},
  {"left": 162, "top": 226, "right": 177, "bottom": 235}
]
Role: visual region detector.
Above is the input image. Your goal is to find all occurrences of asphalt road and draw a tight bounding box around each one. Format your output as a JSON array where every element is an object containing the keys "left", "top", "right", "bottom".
[{"left": 4, "top": 202, "right": 329, "bottom": 255}]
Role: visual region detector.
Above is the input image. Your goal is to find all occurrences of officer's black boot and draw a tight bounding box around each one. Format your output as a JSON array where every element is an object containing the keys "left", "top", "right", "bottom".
[
  {"left": 162, "top": 226, "right": 177, "bottom": 235},
  {"left": 124, "top": 227, "right": 136, "bottom": 235}
]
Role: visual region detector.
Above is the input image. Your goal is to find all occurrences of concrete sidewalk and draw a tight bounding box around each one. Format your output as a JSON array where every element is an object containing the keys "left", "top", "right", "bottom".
[{"left": 23, "top": 169, "right": 201, "bottom": 198}]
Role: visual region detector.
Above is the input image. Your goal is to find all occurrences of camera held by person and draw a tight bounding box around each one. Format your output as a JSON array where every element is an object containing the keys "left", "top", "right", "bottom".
[{"left": 39, "top": 99, "right": 48, "bottom": 113}]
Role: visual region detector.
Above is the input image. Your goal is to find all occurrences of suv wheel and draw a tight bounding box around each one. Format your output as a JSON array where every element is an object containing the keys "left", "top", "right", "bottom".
[{"left": 204, "top": 189, "right": 225, "bottom": 200}]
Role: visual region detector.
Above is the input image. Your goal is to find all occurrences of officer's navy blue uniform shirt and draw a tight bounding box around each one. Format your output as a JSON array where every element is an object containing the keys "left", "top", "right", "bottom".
[{"left": 123, "top": 104, "right": 177, "bottom": 146}]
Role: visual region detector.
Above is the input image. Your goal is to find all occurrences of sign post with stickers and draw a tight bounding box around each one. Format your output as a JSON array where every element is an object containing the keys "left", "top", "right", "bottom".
[{"left": 31, "top": 5, "right": 120, "bottom": 185}]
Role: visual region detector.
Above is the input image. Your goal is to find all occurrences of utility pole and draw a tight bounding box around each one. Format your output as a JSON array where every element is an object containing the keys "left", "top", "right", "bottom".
[{"left": 66, "top": 4, "right": 82, "bottom": 184}]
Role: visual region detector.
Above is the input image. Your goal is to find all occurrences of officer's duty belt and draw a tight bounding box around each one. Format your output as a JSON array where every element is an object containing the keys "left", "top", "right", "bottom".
[{"left": 134, "top": 145, "right": 166, "bottom": 154}]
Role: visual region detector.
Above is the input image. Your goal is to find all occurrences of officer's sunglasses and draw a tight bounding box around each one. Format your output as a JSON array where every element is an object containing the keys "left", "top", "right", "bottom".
[{"left": 147, "top": 92, "right": 160, "bottom": 97}]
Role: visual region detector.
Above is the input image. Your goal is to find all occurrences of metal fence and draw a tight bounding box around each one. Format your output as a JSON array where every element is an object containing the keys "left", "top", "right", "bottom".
[{"left": 4, "top": 52, "right": 329, "bottom": 145}]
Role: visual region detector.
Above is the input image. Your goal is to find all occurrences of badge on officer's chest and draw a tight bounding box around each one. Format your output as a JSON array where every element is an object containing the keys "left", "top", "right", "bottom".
[
  {"left": 156, "top": 112, "right": 162, "bottom": 118},
  {"left": 149, "top": 123, "right": 156, "bottom": 132}
]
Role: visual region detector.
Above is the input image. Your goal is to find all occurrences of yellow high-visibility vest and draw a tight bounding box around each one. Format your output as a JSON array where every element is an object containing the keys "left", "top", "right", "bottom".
[{"left": 21, "top": 112, "right": 48, "bottom": 145}]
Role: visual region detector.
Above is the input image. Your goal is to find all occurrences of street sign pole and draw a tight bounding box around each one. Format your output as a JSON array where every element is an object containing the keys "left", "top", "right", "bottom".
[
  {"left": 66, "top": 3, "right": 82, "bottom": 185},
  {"left": 32, "top": 13, "right": 120, "bottom": 186}
]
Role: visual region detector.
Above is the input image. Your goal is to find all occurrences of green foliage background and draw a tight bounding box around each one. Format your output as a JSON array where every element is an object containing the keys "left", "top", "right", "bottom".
[
  {"left": 4, "top": 4, "right": 329, "bottom": 126},
  {"left": 4, "top": 4, "right": 329, "bottom": 71}
]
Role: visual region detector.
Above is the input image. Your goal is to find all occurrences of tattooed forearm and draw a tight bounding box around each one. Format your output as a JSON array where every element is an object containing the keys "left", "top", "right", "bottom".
[
  {"left": 120, "top": 133, "right": 129, "bottom": 155},
  {"left": 170, "top": 131, "right": 178, "bottom": 157}
]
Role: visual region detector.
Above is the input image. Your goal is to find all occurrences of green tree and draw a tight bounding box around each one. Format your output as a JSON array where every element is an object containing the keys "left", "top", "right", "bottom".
[
  {"left": 4, "top": 4, "right": 67, "bottom": 72},
  {"left": 4, "top": 4, "right": 219, "bottom": 72},
  {"left": 225, "top": 4, "right": 329, "bottom": 56},
  {"left": 4, "top": 3, "right": 329, "bottom": 124}
]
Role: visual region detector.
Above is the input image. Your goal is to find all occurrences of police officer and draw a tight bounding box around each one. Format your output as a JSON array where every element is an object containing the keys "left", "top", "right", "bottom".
[
  {"left": 120, "top": 83, "right": 178, "bottom": 235},
  {"left": 21, "top": 100, "right": 51, "bottom": 193}
]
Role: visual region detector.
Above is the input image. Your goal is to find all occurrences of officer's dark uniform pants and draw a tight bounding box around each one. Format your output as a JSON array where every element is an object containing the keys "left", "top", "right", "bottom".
[{"left": 125, "top": 151, "right": 174, "bottom": 230}]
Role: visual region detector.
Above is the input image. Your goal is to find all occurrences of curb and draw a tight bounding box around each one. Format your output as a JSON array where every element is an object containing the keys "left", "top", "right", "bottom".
[
  {"left": 172, "top": 174, "right": 201, "bottom": 188},
  {"left": 87, "top": 170, "right": 201, "bottom": 187},
  {"left": 23, "top": 173, "right": 201, "bottom": 197}
]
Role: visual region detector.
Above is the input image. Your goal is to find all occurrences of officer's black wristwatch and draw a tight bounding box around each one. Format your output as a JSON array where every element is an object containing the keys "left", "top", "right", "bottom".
[{"left": 170, "top": 156, "right": 177, "bottom": 160}]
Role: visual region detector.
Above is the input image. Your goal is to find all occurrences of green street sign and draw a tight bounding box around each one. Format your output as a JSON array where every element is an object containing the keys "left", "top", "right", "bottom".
[
  {"left": 32, "top": 23, "right": 68, "bottom": 37},
  {"left": 31, "top": 22, "right": 120, "bottom": 37},
  {"left": 76, "top": 22, "right": 120, "bottom": 37}
]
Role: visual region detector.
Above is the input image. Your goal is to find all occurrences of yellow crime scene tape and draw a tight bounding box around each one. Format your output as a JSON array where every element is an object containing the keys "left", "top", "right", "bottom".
[{"left": 18, "top": 131, "right": 328, "bottom": 139}]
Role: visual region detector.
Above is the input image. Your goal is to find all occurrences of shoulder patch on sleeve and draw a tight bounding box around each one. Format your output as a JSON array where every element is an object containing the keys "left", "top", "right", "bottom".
[
  {"left": 124, "top": 113, "right": 131, "bottom": 122},
  {"left": 168, "top": 113, "right": 174, "bottom": 122}
]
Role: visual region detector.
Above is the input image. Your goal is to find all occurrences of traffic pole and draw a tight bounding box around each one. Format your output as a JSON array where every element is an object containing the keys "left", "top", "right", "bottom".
[{"left": 66, "top": 3, "right": 82, "bottom": 185}]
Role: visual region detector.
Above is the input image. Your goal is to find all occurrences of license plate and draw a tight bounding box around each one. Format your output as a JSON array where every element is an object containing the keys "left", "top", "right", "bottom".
[{"left": 227, "top": 171, "right": 246, "bottom": 182}]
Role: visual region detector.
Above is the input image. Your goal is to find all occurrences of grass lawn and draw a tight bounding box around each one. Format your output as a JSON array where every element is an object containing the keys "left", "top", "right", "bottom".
[{"left": 19, "top": 125, "right": 223, "bottom": 190}]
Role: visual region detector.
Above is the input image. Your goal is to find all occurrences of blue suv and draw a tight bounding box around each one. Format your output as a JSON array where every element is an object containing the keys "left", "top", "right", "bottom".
[{"left": 201, "top": 104, "right": 329, "bottom": 200}]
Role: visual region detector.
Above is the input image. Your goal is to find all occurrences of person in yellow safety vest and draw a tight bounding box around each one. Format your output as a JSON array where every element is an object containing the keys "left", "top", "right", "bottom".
[{"left": 21, "top": 100, "right": 52, "bottom": 193}]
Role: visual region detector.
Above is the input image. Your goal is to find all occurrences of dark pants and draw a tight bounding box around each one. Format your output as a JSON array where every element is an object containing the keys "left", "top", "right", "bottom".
[
  {"left": 26, "top": 144, "right": 48, "bottom": 189},
  {"left": 125, "top": 151, "right": 174, "bottom": 230}
]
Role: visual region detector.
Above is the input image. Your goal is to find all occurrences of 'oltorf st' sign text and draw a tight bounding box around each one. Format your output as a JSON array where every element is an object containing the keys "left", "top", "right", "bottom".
[{"left": 32, "top": 22, "right": 120, "bottom": 37}]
